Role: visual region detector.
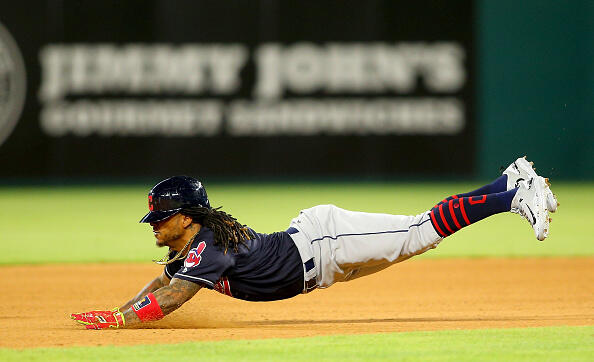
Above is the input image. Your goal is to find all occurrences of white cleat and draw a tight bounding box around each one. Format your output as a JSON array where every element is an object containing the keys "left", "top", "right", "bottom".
[
  {"left": 503, "top": 156, "right": 559, "bottom": 212},
  {"left": 511, "top": 177, "right": 550, "bottom": 241}
]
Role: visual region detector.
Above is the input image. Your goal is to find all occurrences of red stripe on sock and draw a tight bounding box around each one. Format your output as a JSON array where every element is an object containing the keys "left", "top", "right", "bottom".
[
  {"left": 451, "top": 195, "right": 459, "bottom": 199},
  {"left": 430, "top": 210, "right": 447, "bottom": 237},
  {"left": 448, "top": 200, "right": 462, "bottom": 229},
  {"left": 438, "top": 204, "right": 454, "bottom": 234},
  {"left": 459, "top": 197, "right": 471, "bottom": 225}
]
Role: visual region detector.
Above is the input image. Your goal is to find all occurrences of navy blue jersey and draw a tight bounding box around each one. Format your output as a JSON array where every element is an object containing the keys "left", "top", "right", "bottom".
[{"left": 164, "top": 227, "right": 303, "bottom": 301}]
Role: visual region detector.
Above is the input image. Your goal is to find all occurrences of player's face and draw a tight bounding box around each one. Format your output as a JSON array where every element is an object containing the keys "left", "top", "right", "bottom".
[{"left": 150, "top": 213, "right": 185, "bottom": 247}]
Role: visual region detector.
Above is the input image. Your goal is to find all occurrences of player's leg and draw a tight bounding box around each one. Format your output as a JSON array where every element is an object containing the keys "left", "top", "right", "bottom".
[
  {"left": 292, "top": 188, "right": 523, "bottom": 287},
  {"left": 435, "top": 157, "right": 558, "bottom": 213},
  {"left": 288, "top": 175, "right": 552, "bottom": 289}
]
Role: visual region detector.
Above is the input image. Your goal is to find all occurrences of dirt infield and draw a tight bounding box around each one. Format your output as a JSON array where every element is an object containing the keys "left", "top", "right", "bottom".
[{"left": 1, "top": 258, "right": 592, "bottom": 349}]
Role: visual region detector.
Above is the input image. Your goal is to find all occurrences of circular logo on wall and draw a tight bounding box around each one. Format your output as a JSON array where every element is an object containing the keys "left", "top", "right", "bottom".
[{"left": 0, "top": 22, "right": 26, "bottom": 148}]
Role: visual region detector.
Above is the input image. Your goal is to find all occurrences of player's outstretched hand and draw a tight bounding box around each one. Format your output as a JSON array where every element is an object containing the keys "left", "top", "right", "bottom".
[{"left": 70, "top": 309, "right": 125, "bottom": 330}]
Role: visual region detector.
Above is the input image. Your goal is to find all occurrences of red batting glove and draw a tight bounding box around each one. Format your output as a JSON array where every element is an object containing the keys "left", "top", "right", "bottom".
[
  {"left": 70, "top": 310, "right": 125, "bottom": 330},
  {"left": 70, "top": 309, "right": 118, "bottom": 323}
]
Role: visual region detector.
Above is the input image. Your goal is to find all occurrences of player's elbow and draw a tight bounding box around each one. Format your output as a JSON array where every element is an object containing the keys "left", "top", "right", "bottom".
[{"left": 158, "top": 272, "right": 171, "bottom": 287}]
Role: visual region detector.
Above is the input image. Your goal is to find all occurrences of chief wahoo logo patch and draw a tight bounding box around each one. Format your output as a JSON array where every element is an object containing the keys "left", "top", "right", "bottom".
[{"left": 184, "top": 241, "right": 206, "bottom": 268}]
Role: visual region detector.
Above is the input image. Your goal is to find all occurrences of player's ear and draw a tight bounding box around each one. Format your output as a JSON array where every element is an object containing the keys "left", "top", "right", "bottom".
[{"left": 181, "top": 215, "right": 193, "bottom": 228}]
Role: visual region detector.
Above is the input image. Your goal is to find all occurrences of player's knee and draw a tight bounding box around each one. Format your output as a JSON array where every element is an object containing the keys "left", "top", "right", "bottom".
[{"left": 400, "top": 225, "right": 443, "bottom": 257}]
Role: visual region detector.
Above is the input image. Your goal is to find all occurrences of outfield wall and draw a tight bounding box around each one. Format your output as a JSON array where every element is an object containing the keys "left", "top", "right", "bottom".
[
  {"left": 0, "top": 1, "right": 591, "bottom": 180},
  {"left": 478, "top": 1, "right": 594, "bottom": 180},
  {"left": 0, "top": 1, "right": 476, "bottom": 179}
]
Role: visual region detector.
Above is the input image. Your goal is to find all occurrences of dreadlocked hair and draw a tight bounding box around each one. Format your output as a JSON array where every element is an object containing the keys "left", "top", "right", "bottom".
[{"left": 181, "top": 205, "right": 255, "bottom": 253}]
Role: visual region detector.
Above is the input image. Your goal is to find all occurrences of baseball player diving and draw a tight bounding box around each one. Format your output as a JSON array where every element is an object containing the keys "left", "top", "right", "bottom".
[{"left": 71, "top": 157, "right": 558, "bottom": 329}]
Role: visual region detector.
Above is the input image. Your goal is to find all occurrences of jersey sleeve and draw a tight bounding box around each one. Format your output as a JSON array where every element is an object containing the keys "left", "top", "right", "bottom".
[
  {"left": 173, "top": 240, "right": 234, "bottom": 287},
  {"left": 163, "top": 250, "right": 183, "bottom": 279}
]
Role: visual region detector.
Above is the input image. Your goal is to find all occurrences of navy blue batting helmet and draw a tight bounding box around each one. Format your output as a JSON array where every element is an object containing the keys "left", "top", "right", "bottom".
[{"left": 139, "top": 176, "right": 211, "bottom": 223}]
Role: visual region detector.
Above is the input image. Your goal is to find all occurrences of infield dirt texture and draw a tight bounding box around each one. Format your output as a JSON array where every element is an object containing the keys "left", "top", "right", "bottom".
[{"left": 1, "top": 258, "right": 592, "bottom": 348}]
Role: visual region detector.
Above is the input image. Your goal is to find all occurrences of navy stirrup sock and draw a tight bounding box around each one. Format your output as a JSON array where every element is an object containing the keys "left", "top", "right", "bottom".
[
  {"left": 429, "top": 188, "right": 517, "bottom": 238},
  {"left": 433, "top": 175, "right": 509, "bottom": 209}
]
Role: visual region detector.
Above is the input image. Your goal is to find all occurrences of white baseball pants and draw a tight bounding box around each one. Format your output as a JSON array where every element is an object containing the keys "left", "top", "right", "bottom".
[{"left": 288, "top": 204, "right": 443, "bottom": 290}]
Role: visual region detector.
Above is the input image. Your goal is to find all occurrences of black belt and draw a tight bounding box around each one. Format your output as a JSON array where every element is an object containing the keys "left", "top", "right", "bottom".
[{"left": 304, "top": 277, "right": 317, "bottom": 293}]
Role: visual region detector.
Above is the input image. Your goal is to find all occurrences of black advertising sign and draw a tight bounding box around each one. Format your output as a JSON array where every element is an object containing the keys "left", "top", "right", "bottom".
[{"left": 0, "top": 1, "right": 474, "bottom": 179}]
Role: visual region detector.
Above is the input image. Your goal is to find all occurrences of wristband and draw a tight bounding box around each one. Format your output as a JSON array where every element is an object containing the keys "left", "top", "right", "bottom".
[
  {"left": 113, "top": 309, "right": 126, "bottom": 327},
  {"left": 132, "top": 293, "right": 164, "bottom": 322},
  {"left": 111, "top": 306, "right": 126, "bottom": 325}
]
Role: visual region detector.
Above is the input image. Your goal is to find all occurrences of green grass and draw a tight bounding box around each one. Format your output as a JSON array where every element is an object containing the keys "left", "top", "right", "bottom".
[
  {"left": 0, "top": 182, "right": 592, "bottom": 264},
  {"left": 1, "top": 326, "right": 592, "bottom": 361}
]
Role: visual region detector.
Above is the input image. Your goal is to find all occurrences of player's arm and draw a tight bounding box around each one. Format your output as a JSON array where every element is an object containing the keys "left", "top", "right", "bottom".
[
  {"left": 121, "top": 277, "right": 202, "bottom": 326},
  {"left": 117, "top": 271, "right": 171, "bottom": 312},
  {"left": 71, "top": 276, "right": 201, "bottom": 329}
]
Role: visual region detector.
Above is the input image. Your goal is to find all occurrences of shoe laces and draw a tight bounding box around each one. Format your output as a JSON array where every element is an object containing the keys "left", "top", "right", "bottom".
[{"left": 511, "top": 178, "right": 535, "bottom": 226}]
